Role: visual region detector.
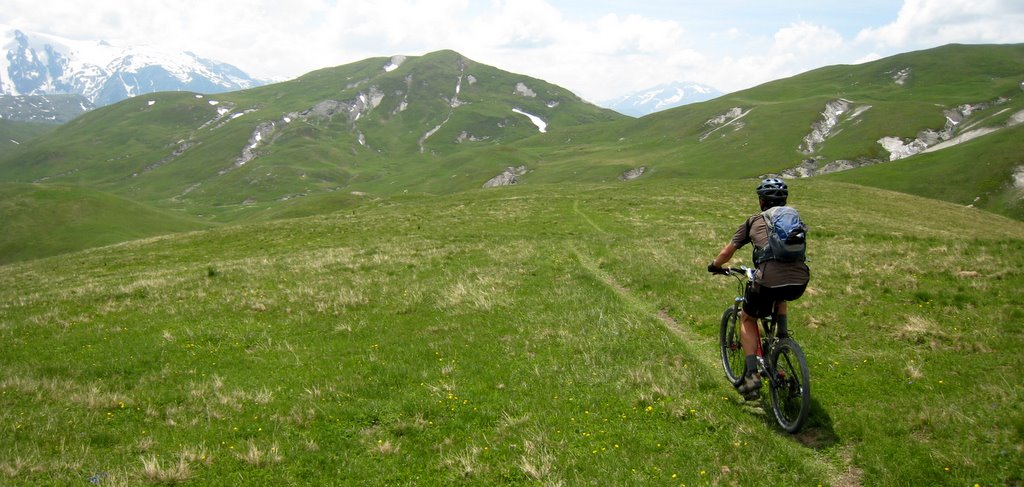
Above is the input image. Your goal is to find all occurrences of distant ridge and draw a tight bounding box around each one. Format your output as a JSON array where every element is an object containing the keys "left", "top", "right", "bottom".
[
  {"left": 602, "top": 81, "right": 723, "bottom": 116},
  {"left": 0, "top": 26, "right": 265, "bottom": 106}
]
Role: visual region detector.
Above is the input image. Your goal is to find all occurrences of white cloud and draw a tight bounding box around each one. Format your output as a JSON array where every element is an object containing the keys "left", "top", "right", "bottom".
[
  {"left": 773, "top": 22, "right": 844, "bottom": 54},
  {"left": 855, "top": 0, "right": 1024, "bottom": 48},
  {"left": 2, "top": 0, "right": 1022, "bottom": 102}
]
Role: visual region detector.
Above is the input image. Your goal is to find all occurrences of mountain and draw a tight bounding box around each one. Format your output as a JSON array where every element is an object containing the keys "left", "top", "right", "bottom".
[
  {"left": 602, "top": 81, "right": 722, "bottom": 116},
  {"left": 0, "top": 94, "right": 93, "bottom": 123},
  {"left": 1, "top": 44, "right": 1023, "bottom": 262},
  {"left": 0, "top": 49, "right": 624, "bottom": 221},
  {"left": 0, "top": 26, "right": 264, "bottom": 106}
]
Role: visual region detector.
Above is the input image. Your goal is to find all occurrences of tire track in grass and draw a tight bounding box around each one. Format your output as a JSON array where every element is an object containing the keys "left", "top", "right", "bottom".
[
  {"left": 568, "top": 242, "right": 719, "bottom": 373},
  {"left": 573, "top": 199, "right": 605, "bottom": 234}
]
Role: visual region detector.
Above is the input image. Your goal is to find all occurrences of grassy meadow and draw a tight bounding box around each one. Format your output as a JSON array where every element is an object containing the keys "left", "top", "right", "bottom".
[{"left": 1, "top": 179, "right": 1022, "bottom": 485}]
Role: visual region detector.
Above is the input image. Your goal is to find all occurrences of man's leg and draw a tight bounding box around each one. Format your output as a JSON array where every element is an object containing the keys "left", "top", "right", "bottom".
[
  {"left": 775, "top": 300, "right": 788, "bottom": 338},
  {"left": 737, "top": 310, "right": 762, "bottom": 398}
]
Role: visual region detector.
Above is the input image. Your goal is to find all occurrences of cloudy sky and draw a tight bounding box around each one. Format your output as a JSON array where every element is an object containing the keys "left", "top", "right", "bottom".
[{"left": 3, "top": 0, "right": 1023, "bottom": 102}]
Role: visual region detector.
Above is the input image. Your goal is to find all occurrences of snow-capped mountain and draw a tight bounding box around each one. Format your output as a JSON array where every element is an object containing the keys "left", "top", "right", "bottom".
[
  {"left": 1, "top": 26, "right": 264, "bottom": 107},
  {"left": 0, "top": 94, "right": 93, "bottom": 124},
  {"left": 602, "top": 81, "right": 723, "bottom": 117}
]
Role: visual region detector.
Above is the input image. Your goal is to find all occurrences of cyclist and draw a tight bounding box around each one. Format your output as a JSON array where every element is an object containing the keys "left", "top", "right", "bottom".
[{"left": 707, "top": 178, "right": 810, "bottom": 400}]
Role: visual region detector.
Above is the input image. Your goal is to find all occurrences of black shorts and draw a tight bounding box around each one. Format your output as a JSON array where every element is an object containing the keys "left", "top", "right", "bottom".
[{"left": 742, "top": 282, "right": 806, "bottom": 318}]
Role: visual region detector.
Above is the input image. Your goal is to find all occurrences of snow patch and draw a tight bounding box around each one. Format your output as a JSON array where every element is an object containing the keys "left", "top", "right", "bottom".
[
  {"left": 147, "top": 100, "right": 156, "bottom": 106},
  {"left": 384, "top": 55, "right": 406, "bottom": 72},
  {"left": 512, "top": 108, "right": 547, "bottom": 133},
  {"left": 1014, "top": 166, "right": 1024, "bottom": 191},
  {"left": 208, "top": 100, "right": 220, "bottom": 106}
]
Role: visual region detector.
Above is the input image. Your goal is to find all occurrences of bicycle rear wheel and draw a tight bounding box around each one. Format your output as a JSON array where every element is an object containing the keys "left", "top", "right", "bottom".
[
  {"left": 719, "top": 306, "right": 744, "bottom": 385},
  {"left": 768, "top": 338, "right": 811, "bottom": 433}
]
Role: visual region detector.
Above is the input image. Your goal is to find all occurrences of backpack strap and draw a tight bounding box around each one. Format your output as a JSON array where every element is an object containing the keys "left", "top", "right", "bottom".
[{"left": 754, "top": 206, "right": 786, "bottom": 266}]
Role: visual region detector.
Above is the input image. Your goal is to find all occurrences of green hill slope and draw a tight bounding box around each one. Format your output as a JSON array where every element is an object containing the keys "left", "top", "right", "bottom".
[
  {"left": 0, "top": 183, "right": 210, "bottom": 265},
  {"left": 0, "top": 44, "right": 1021, "bottom": 264},
  {"left": 517, "top": 43, "right": 1024, "bottom": 215},
  {"left": 1, "top": 179, "right": 1021, "bottom": 485},
  {"left": 0, "top": 119, "right": 55, "bottom": 154},
  {"left": 0, "top": 50, "right": 622, "bottom": 221}
]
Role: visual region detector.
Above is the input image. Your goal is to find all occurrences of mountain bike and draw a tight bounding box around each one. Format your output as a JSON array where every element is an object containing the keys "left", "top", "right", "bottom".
[{"left": 716, "top": 266, "right": 811, "bottom": 433}]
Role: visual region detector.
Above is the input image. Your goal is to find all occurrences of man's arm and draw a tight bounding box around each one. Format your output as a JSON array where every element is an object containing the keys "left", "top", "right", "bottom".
[{"left": 710, "top": 242, "right": 738, "bottom": 270}]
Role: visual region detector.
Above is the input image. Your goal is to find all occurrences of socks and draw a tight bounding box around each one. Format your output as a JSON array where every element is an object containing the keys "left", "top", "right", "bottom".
[{"left": 745, "top": 355, "right": 758, "bottom": 376}]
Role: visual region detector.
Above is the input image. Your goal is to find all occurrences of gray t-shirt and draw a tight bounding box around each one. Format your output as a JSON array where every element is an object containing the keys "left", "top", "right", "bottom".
[{"left": 731, "top": 213, "right": 810, "bottom": 288}]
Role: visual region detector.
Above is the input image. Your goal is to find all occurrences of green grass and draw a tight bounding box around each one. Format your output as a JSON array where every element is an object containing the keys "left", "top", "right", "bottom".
[
  {"left": 1, "top": 179, "right": 1021, "bottom": 485},
  {"left": 0, "top": 183, "right": 211, "bottom": 265},
  {"left": 0, "top": 120, "right": 56, "bottom": 154}
]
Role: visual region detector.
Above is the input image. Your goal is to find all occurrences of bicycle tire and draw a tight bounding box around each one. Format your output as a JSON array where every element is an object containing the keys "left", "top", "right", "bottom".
[
  {"left": 768, "top": 338, "right": 811, "bottom": 433},
  {"left": 719, "top": 306, "right": 744, "bottom": 385}
]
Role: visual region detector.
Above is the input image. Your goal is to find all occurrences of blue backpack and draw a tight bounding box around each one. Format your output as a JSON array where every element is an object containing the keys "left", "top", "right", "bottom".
[{"left": 753, "top": 206, "right": 807, "bottom": 265}]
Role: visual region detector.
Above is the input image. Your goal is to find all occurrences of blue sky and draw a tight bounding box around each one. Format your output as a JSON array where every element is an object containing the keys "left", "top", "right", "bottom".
[{"left": 2, "top": 0, "right": 1022, "bottom": 101}]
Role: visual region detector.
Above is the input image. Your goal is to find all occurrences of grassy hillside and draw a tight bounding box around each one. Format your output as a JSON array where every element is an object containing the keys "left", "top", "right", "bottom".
[
  {"left": 4, "top": 44, "right": 1020, "bottom": 222},
  {"left": 0, "top": 44, "right": 1021, "bottom": 265},
  {"left": 0, "top": 120, "right": 55, "bottom": 154},
  {"left": 518, "top": 43, "right": 1024, "bottom": 214},
  {"left": 1, "top": 179, "right": 1021, "bottom": 485},
  {"left": 0, "top": 183, "right": 210, "bottom": 265},
  {"left": 0, "top": 50, "right": 622, "bottom": 221},
  {"left": 825, "top": 124, "right": 1024, "bottom": 219}
]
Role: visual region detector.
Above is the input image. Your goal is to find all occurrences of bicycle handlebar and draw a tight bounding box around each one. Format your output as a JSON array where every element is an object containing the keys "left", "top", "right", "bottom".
[{"left": 718, "top": 266, "right": 756, "bottom": 280}]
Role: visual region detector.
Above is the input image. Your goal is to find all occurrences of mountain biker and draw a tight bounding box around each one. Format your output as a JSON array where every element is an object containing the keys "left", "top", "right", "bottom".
[{"left": 707, "top": 178, "right": 810, "bottom": 400}]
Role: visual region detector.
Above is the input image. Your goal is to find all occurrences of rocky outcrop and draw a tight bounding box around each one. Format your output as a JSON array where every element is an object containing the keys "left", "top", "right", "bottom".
[
  {"left": 877, "top": 99, "right": 1015, "bottom": 161},
  {"left": 619, "top": 167, "right": 646, "bottom": 181},
  {"left": 781, "top": 157, "right": 882, "bottom": 178},
  {"left": 455, "top": 131, "right": 488, "bottom": 143},
  {"left": 221, "top": 121, "right": 277, "bottom": 175},
  {"left": 699, "top": 107, "right": 749, "bottom": 141},
  {"left": 785, "top": 98, "right": 1023, "bottom": 177},
  {"left": 515, "top": 82, "right": 537, "bottom": 98},
  {"left": 299, "top": 86, "right": 386, "bottom": 124},
  {"left": 483, "top": 166, "right": 527, "bottom": 188},
  {"left": 890, "top": 67, "right": 912, "bottom": 85},
  {"left": 797, "top": 100, "right": 874, "bottom": 154}
]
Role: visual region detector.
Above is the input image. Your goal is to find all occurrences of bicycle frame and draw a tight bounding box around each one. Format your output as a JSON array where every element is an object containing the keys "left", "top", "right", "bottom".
[
  {"left": 717, "top": 265, "right": 811, "bottom": 432},
  {"left": 724, "top": 267, "right": 781, "bottom": 386}
]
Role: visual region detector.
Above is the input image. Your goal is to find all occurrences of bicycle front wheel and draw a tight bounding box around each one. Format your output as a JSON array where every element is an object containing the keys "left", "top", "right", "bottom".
[
  {"left": 719, "top": 306, "right": 744, "bottom": 385},
  {"left": 768, "top": 338, "right": 811, "bottom": 433}
]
